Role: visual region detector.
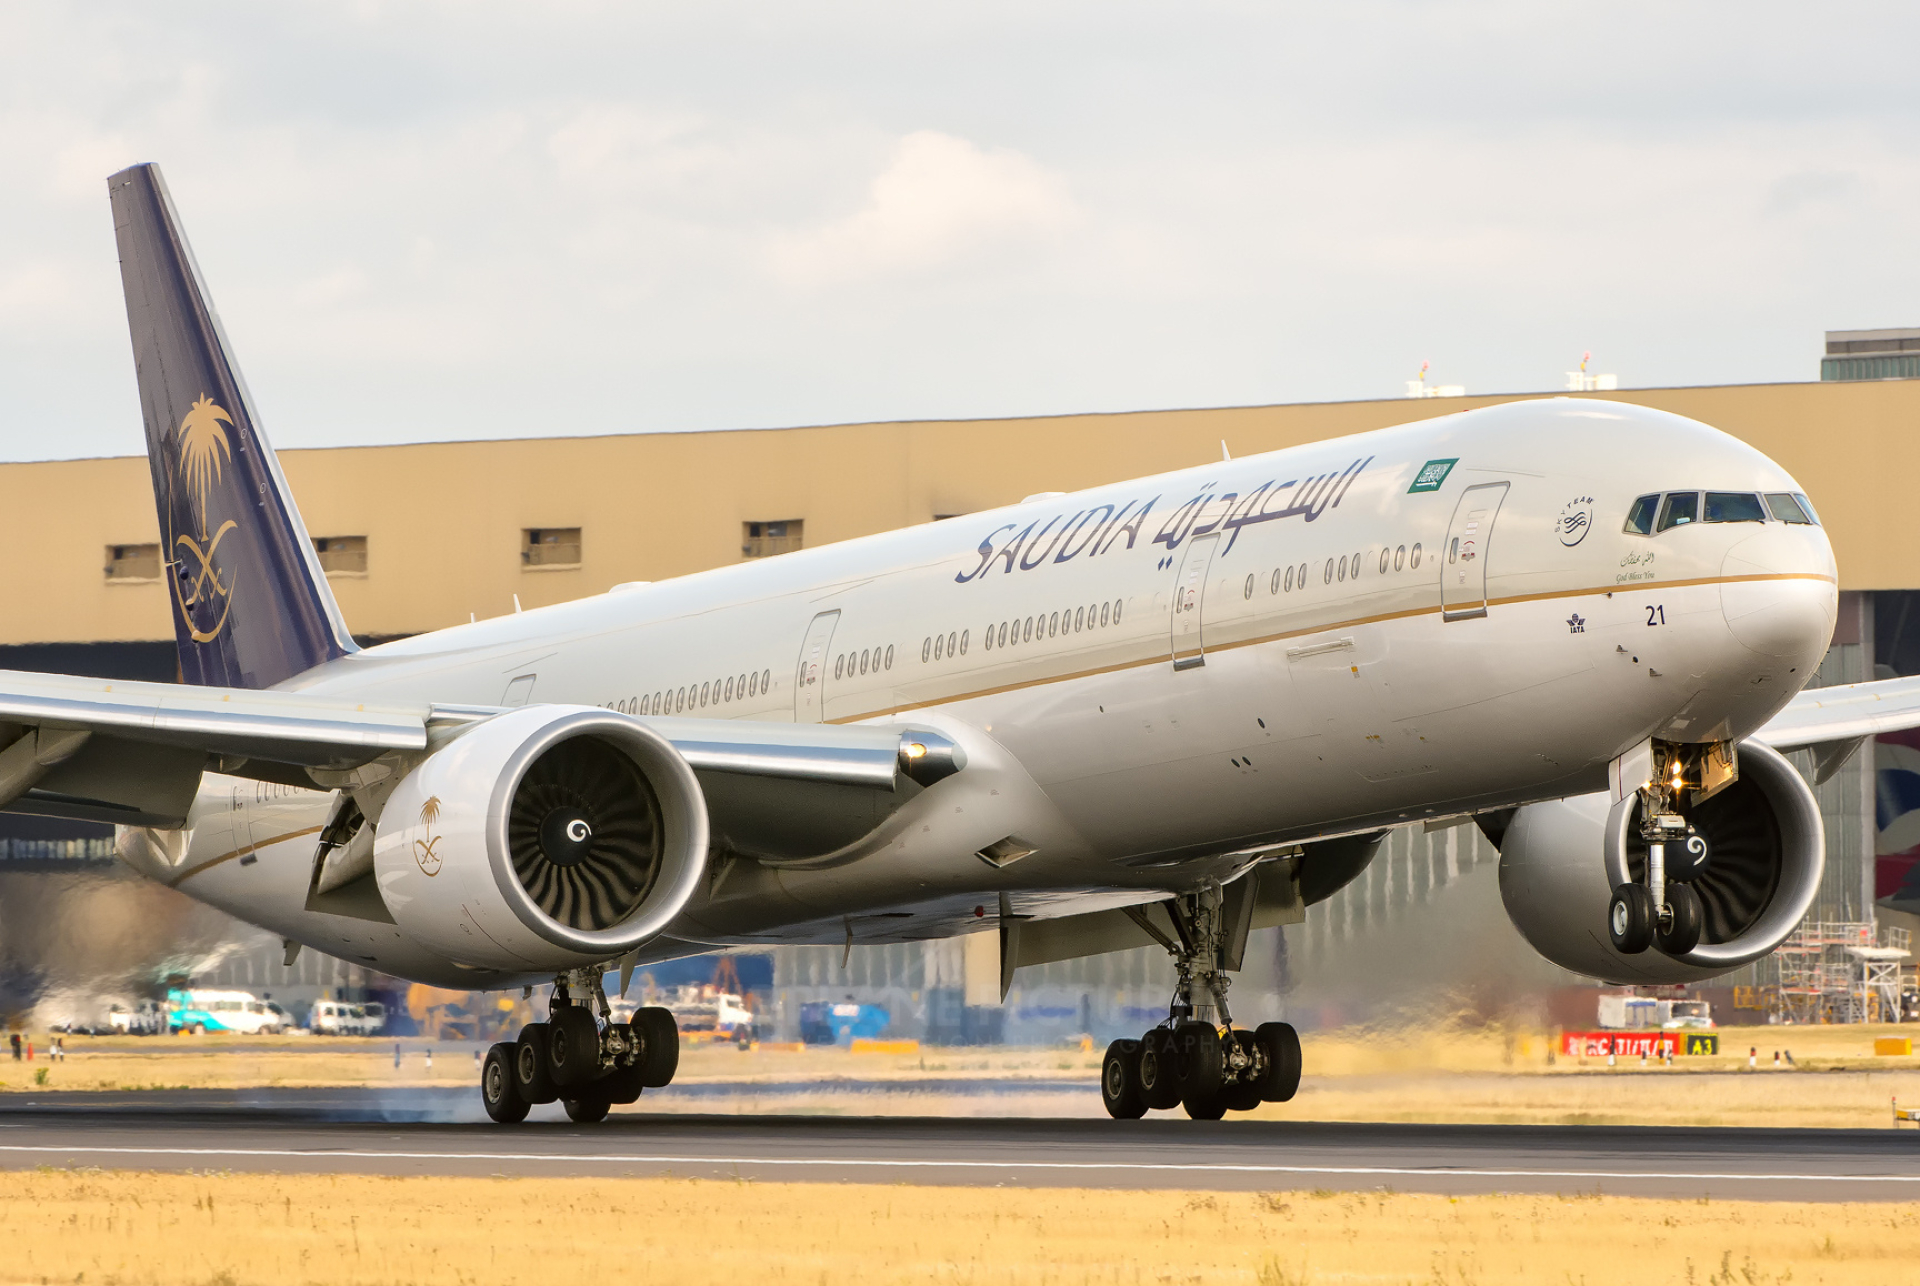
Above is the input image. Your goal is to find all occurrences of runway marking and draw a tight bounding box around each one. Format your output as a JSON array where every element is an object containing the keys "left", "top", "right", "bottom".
[{"left": 0, "top": 1143, "right": 1914, "bottom": 1187}]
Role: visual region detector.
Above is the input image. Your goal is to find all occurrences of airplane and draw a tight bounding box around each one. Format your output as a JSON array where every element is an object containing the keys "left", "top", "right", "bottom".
[{"left": 5, "top": 160, "right": 1916, "bottom": 1122}]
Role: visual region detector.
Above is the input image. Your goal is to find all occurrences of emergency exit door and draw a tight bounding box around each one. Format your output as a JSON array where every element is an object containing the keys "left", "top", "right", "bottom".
[
  {"left": 1442, "top": 482, "right": 1509, "bottom": 621},
  {"left": 794, "top": 610, "right": 841, "bottom": 722},
  {"left": 1169, "top": 533, "right": 1220, "bottom": 670}
]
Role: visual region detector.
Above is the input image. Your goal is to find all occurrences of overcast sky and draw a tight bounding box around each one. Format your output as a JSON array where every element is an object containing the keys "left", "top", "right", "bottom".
[{"left": 2, "top": 2, "right": 1916, "bottom": 461}]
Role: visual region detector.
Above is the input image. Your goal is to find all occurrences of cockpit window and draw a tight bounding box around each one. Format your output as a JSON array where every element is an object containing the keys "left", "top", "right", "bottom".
[
  {"left": 1764, "top": 493, "right": 1812, "bottom": 524},
  {"left": 1795, "top": 492, "right": 1820, "bottom": 525},
  {"left": 1704, "top": 492, "right": 1766, "bottom": 523},
  {"left": 1623, "top": 494, "right": 1660, "bottom": 536},
  {"left": 1656, "top": 492, "right": 1699, "bottom": 532}
]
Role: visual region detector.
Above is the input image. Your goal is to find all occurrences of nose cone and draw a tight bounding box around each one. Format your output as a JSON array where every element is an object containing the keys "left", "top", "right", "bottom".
[{"left": 1721, "top": 527, "right": 1837, "bottom": 666}]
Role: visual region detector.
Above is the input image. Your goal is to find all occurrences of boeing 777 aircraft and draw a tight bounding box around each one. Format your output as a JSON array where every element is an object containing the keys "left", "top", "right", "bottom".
[{"left": 6, "top": 162, "right": 1917, "bottom": 1122}]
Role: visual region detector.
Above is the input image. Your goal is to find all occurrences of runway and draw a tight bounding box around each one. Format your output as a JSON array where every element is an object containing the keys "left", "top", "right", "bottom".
[{"left": 1, "top": 1089, "right": 1918, "bottom": 1200}]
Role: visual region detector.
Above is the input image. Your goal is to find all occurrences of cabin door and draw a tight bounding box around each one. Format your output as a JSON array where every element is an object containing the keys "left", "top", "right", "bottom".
[
  {"left": 794, "top": 610, "right": 841, "bottom": 722},
  {"left": 1442, "top": 482, "right": 1509, "bottom": 621},
  {"left": 1169, "top": 533, "right": 1220, "bottom": 670}
]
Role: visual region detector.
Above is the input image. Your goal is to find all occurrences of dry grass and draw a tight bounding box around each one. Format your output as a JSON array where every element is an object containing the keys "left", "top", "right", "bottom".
[{"left": 0, "top": 1169, "right": 1916, "bottom": 1285}]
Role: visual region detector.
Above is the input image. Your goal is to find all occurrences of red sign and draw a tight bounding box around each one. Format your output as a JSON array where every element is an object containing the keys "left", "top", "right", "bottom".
[{"left": 1561, "top": 1030, "right": 1681, "bottom": 1058}]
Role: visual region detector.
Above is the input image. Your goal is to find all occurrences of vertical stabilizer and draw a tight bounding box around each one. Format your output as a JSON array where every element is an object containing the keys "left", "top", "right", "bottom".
[{"left": 108, "top": 163, "right": 356, "bottom": 689}]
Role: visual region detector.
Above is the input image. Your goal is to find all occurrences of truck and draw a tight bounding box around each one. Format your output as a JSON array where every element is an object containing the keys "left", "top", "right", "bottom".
[{"left": 1597, "top": 993, "right": 1715, "bottom": 1030}]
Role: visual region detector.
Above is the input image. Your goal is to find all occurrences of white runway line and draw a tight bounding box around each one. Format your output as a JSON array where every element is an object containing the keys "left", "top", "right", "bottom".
[{"left": 0, "top": 1143, "right": 1914, "bottom": 1186}]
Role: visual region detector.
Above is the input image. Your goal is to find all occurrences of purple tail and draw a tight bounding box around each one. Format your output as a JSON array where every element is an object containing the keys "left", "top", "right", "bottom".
[{"left": 109, "top": 163, "right": 356, "bottom": 688}]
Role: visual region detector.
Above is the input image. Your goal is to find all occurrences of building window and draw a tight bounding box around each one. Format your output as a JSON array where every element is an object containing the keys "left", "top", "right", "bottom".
[
  {"left": 742, "top": 520, "right": 804, "bottom": 558},
  {"left": 104, "top": 544, "right": 160, "bottom": 582},
  {"left": 523, "top": 528, "right": 582, "bottom": 569},
  {"left": 312, "top": 536, "right": 368, "bottom": 575}
]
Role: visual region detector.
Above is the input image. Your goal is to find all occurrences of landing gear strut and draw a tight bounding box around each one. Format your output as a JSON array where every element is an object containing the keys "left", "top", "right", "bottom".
[
  {"left": 481, "top": 968, "right": 681, "bottom": 1124},
  {"left": 1610, "top": 745, "right": 1707, "bottom": 958},
  {"left": 1100, "top": 881, "right": 1301, "bottom": 1121}
]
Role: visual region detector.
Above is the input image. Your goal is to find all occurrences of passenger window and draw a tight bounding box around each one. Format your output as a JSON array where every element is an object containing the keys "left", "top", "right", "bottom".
[
  {"left": 1657, "top": 492, "right": 1699, "bottom": 532},
  {"left": 1025, "top": 617, "right": 1034, "bottom": 642},
  {"left": 1050, "top": 612, "right": 1060, "bottom": 636},
  {"left": 1074, "top": 607, "right": 1085, "bottom": 631},
  {"left": 1409, "top": 545, "right": 1420, "bottom": 569},
  {"left": 885, "top": 645, "right": 893, "bottom": 669},
  {"left": 834, "top": 656, "right": 844, "bottom": 679},
  {"left": 1283, "top": 565, "right": 1294, "bottom": 592},
  {"left": 1378, "top": 549, "right": 1389, "bottom": 575},
  {"left": 1101, "top": 602, "right": 1111, "bottom": 626},
  {"left": 1297, "top": 562, "right": 1307, "bottom": 587},
  {"left": 1244, "top": 574, "right": 1254, "bottom": 600},
  {"left": 924, "top": 637, "right": 934, "bottom": 662},
  {"left": 1704, "top": 492, "right": 1766, "bottom": 523},
  {"left": 1337, "top": 556, "right": 1347, "bottom": 583},
  {"left": 1270, "top": 568, "right": 1282, "bottom": 594},
  {"left": 1113, "top": 599, "right": 1122, "bottom": 623},
  {"left": 1394, "top": 544, "right": 1405, "bottom": 570},
  {"left": 1323, "top": 559, "right": 1334, "bottom": 584},
  {"left": 958, "top": 631, "right": 968, "bottom": 655},
  {"left": 1623, "top": 494, "right": 1660, "bottom": 536}
]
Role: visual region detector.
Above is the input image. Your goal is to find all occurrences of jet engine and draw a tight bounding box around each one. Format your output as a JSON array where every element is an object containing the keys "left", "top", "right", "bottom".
[
  {"left": 1495, "top": 740, "right": 1823, "bottom": 984},
  {"left": 373, "top": 706, "right": 708, "bottom": 972}
]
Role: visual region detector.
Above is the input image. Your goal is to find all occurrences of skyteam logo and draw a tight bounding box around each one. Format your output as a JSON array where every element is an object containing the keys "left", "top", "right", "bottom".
[
  {"left": 1557, "top": 496, "right": 1595, "bottom": 547},
  {"left": 170, "top": 394, "right": 239, "bottom": 643}
]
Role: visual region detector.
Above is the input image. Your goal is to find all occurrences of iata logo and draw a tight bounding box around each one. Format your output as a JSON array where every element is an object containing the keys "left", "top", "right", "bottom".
[
  {"left": 414, "top": 795, "right": 444, "bottom": 876},
  {"left": 171, "top": 394, "right": 238, "bottom": 642},
  {"left": 1557, "top": 495, "right": 1595, "bottom": 547}
]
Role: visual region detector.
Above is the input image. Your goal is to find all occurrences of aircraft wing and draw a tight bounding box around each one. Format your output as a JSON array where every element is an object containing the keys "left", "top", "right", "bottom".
[
  {"left": 1751, "top": 674, "right": 1920, "bottom": 783},
  {"left": 0, "top": 668, "right": 946, "bottom": 831},
  {"left": 1752, "top": 675, "right": 1920, "bottom": 751}
]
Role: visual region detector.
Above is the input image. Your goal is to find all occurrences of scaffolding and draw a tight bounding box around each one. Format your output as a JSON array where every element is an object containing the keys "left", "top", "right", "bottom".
[{"left": 1769, "top": 921, "right": 1911, "bottom": 1023}]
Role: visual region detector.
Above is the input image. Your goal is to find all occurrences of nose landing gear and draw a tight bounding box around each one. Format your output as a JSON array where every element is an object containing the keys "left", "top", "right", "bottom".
[
  {"left": 1099, "top": 882, "right": 1302, "bottom": 1120},
  {"left": 1610, "top": 746, "right": 1711, "bottom": 959},
  {"left": 481, "top": 968, "right": 682, "bottom": 1124}
]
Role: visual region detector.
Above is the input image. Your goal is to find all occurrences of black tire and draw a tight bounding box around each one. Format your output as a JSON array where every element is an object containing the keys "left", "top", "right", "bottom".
[
  {"left": 481, "top": 1042, "right": 529, "bottom": 1124},
  {"left": 1221, "top": 1032, "right": 1262, "bottom": 1113},
  {"left": 1100, "top": 1039, "right": 1147, "bottom": 1119},
  {"left": 1174, "top": 1021, "right": 1226, "bottom": 1120},
  {"left": 562, "top": 1095, "right": 610, "bottom": 1124},
  {"left": 1658, "top": 883, "right": 1704, "bottom": 956},
  {"left": 599, "top": 1056, "right": 646, "bottom": 1105},
  {"left": 547, "top": 1005, "right": 602, "bottom": 1088},
  {"left": 634, "top": 1007, "right": 680, "bottom": 1088},
  {"left": 1609, "top": 883, "right": 1656, "bottom": 954},
  {"left": 514, "top": 1023, "right": 558, "bottom": 1104},
  {"left": 1252, "top": 1022, "right": 1302, "bottom": 1102},
  {"left": 1138, "top": 1028, "right": 1182, "bottom": 1111}
]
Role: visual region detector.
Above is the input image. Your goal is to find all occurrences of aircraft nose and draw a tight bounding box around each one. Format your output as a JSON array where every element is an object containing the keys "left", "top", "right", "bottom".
[{"left": 1720, "top": 527, "right": 1837, "bottom": 663}]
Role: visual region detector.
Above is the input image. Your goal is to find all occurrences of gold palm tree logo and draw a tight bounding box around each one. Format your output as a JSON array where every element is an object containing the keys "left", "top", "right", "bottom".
[
  {"left": 178, "top": 394, "right": 232, "bottom": 540},
  {"left": 419, "top": 796, "right": 442, "bottom": 827},
  {"left": 414, "top": 796, "right": 443, "bottom": 876}
]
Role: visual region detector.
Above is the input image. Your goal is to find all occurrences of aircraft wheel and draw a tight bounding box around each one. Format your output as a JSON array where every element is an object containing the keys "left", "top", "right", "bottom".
[
  {"left": 1175, "top": 1021, "right": 1226, "bottom": 1120},
  {"left": 1101, "top": 1039, "right": 1147, "bottom": 1119},
  {"left": 1221, "top": 1032, "right": 1262, "bottom": 1113},
  {"left": 562, "top": 1095, "right": 610, "bottom": 1124},
  {"left": 481, "top": 1042, "right": 530, "bottom": 1124},
  {"left": 1252, "top": 1022, "right": 1302, "bottom": 1102},
  {"left": 548, "top": 1006, "right": 602, "bottom": 1088},
  {"left": 598, "top": 1055, "right": 645, "bottom": 1106},
  {"left": 1138, "top": 1028, "right": 1182, "bottom": 1111},
  {"left": 1609, "top": 884, "right": 1656, "bottom": 955},
  {"left": 515, "top": 1023, "right": 558, "bottom": 1104},
  {"left": 1658, "top": 883, "right": 1703, "bottom": 957},
  {"left": 634, "top": 1007, "right": 680, "bottom": 1087}
]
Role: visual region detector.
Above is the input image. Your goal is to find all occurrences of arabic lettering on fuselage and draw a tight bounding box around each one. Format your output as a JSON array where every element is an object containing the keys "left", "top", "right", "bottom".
[{"left": 953, "top": 456, "right": 1373, "bottom": 584}]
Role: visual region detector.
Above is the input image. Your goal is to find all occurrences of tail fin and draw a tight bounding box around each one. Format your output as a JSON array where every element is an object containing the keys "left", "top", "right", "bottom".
[{"left": 108, "top": 163, "right": 356, "bottom": 689}]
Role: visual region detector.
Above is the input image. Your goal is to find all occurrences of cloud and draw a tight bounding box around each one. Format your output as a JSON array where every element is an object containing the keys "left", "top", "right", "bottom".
[{"left": 770, "top": 131, "right": 1077, "bottom": 285}]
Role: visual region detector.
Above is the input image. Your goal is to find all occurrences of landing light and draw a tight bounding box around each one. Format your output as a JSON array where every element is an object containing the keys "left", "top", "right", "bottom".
[{"left": 903, "top": 742, "right": 929, "bottom": 760}]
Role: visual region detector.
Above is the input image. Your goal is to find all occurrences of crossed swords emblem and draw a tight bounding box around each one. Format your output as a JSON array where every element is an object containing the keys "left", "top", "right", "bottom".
[{"left": 173, "top": 520, "right": 239, "bottom": 643}]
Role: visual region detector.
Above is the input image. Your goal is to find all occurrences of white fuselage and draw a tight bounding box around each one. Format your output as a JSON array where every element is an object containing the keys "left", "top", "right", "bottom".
[{"left": 134, "top": 399, "right": 1837, "bottom": 987}]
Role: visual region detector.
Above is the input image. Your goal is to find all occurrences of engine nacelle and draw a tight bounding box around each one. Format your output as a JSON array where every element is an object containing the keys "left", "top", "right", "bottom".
[
  {"left": 1497, "top": 739, "right": 1823, "bottom": 984},
  {"left": 373, "top": 706, "right": 709, "bottom": 972}
]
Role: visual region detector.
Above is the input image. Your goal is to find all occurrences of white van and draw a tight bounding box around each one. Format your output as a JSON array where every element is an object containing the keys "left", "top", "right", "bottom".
[
  {"left": 168, "top": 989, "right": 288, "bottom": 1035},
  {"left": 309, "top": 1000, "right": 387, "bottom": 1036}
]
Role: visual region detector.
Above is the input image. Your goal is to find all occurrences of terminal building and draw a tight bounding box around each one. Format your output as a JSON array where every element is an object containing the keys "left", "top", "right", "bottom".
[{"left": 4, "top": 361, "right": 1920, "bottom": 1033}]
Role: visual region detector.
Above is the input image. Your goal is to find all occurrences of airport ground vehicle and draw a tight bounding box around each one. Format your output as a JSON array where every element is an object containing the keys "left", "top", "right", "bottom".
[
  {"left": 799, "top": 1001, "right": 889, "bottom": 1046},
  {"left": 1597, "top": 994, "right": 1716, "bottom": 1030},
  {"left": 106, "top": 1000, "right": 167, "bottom": 1035},
  {"left": 309, "top": 1000, "right": 387, "bottom": 1036},
  {"left": 167, "top": 990, "right": 288, "bottom": 1035},
  {"left": 8, "top": 162, "right": 1919, "bottom": 1119}
]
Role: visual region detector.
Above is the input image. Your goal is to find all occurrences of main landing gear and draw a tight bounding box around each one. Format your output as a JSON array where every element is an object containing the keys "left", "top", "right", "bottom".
[
  {"left": 481, "top": 969, "right": 681, "bottom": 1124},
  {"left": 1609, "top": 749, "right": 1706, "bottom": 959},
  {"left": 1100, "top": 882, "right": 1302, "bottom": 1121}
]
